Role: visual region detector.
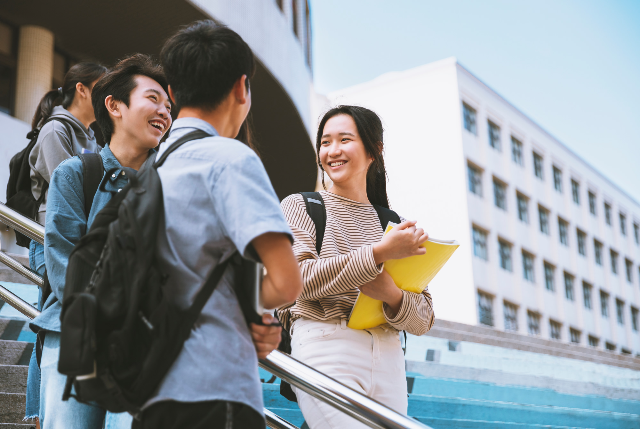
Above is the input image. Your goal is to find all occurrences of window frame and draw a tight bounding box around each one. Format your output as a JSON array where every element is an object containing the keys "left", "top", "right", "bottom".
[
  {"left": 625, "top": 259, "right": 634, "bottom": 283},
  {"left": 472, "top": 226, "right": 488, "bottom": 261},
  {"left": 600, "top": 290, "right": 609, "bottom": 318},
  {"left": 511, "top": 136, "right": 523, "bottom": 166},
  {"left": 588, "top": 191, "right": 597, "bottom": 216},
  {"left": 516, "top": 192, "right": 529, "bottom": 224},
  {"left": 544, "top": 261, "right": 555, "bottom": 291},
  {"left": 616, "top": 299, "right": 625, "bottom": 325},
  {"left": 570, "top": 328, "right": 581, "bottom": 344},
  {"left": 631, "top": 307, "right": 639, "bottom": 331},
  {"left": 522, "top": 250, "right": 535, "bottom": 283},
  {"left": 538, "top": 205, "right": 550, "bottom": 235},
  {"left": 549, "top": 320, "right": 562, "bottom": 340},
  {"left": 582, "top": 281, "right": 592, "bottom": 309},
  {"left": 594, "top": 239, "right": 603, "bottom": 265},
  {"left": 620, "top": 213, "right": 627, "bottom": 236},
  {"left": 527, "top": 311, "right": 540, "bottom": 336},
  {"left": 533, "top": 152, "right": 544, "bottom": 180},
  {"left": 503, "top": 301, "right": 518, "bottom": 331},
  {"left": 564, "top": 272, "right": 575, "bottom": 301},
  {"left": 478, "top": 291, "right": 494, "bottom": 326},
  {"left": 462, "top": 102, "right": 477, "bottom": 135},
  {"left": 610, "top": 249, "right": 618, "bottom": 275},
  {"left": 577, "top": 229, "right": 586, "bottom": 256},
  {"left": 488, "top": 120, "right": 501, "bottom": 151},
  {"left": 604, "top": 203, "right": 612, "bottom": 226},
  {"left": 498, "top": 239, "right": 513, "bottom": 272},
  {"left": 571, "top": 179, "right": 580, "bottom": 205},
  {"left": 468, "top": 163, "right": 483, "bottom": 197},
  {"left": 493, "top": 177, "right": 507, "bottom": 211},
  {"left": 558, "top": 217, "right": 569, "bottom": 246},
  {"left": 553, "top": 166, "right": 562, "bottom": 192}
]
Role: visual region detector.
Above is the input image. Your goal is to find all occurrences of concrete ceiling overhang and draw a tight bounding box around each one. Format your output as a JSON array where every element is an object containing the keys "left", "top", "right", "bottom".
[{"left": 0, "top": 0, "right": 317, "bottom": 198}]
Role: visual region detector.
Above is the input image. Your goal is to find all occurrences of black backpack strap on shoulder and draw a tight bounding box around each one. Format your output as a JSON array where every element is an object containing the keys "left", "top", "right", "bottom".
[
  {"left": 78, "top": 153, "right": 104, "bottom": 217},
  {"left": 299, "top": 192, "right": 326, "bottom": 256},
  {"left": 154, "top": 130, "right": 212, "bottom": 168},
  {"left": 187, "top": 252, "right": 236, "bottom": 325},
  {"left": 372, "top": 204, "right": 401, "bottom": 232}
]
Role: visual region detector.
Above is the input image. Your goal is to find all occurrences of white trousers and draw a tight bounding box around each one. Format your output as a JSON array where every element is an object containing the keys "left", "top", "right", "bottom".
[{"left": 291, "top": 318, "right": 408, "bottom": 429}]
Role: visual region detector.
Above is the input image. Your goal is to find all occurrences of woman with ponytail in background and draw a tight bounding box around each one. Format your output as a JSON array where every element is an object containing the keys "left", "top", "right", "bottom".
[
  {"left": 278, "top": 106, "right": 435, "bottom": 428},
  {"left": 24, "top": 62, "right": 106, "bottom": 425}
]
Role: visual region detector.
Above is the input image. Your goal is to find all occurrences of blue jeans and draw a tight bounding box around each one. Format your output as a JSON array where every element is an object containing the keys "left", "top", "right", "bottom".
[
  {"left": 40, "top": 332, "right": 133, "bottom": 429},
  {"left": 26, "top": 240, "right": 45, "bottom": 419}
]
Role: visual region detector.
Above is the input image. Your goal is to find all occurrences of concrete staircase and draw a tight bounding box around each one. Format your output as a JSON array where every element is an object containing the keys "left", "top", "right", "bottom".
[
  {"left": 261, "top": 369, "right": 640, "bottom": 428},
  {"left": 0, "top": 317, "right": 36, "bottom": 428}
]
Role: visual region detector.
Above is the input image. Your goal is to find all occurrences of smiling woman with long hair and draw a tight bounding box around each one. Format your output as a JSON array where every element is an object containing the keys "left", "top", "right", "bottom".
[{"left": 278, "top": 105, "right": 435, "bottom": 428}]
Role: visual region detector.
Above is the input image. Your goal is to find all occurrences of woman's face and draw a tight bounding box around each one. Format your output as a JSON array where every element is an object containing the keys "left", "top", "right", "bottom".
[
  {"left": 319, "top": 114, "right": 372, "bottom": 187},
  {"left": 83, "top": 78, "right": 102, "bottom": 123}
]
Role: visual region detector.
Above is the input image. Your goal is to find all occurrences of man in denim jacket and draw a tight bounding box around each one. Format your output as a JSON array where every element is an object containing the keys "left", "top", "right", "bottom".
[{"left": 31, "top": 54, "right": 171, "bottom": 429}]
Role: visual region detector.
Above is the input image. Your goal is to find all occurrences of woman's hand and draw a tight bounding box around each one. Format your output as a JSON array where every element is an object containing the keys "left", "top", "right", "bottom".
[
  {"left": 359, "top": 270, "right": 403, "bottom": 318},
  {"left": 373, "top": 220, "right": 429, "bottom": 264}
]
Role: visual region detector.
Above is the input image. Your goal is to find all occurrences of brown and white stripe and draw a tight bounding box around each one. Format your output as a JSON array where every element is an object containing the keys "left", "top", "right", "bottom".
[{"left": 277, "top": 191, "right": 435, "bottom": 336}]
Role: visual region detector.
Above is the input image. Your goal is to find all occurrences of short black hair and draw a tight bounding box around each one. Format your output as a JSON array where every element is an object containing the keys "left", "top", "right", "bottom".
[
  {"left": 92, "top": 54, "right": 168, "bottom": 142},
  {"left": 161, "top": 20, "right": 255, "bottom": 110}
]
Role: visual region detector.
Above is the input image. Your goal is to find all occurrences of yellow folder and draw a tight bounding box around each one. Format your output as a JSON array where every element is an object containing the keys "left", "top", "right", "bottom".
[{"left": 347, "top": 224, "right": 459, "bottom": 330}]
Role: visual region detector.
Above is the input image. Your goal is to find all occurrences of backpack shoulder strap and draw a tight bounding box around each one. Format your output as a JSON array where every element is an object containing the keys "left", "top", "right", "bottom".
[
  {"left": 299, "top": 192, "right": 326, "bottom": 256},
  {"left": 372, "top": 204, "right": 401, "bottom": 232},
  {"left": 154, "top": 129, "right": 212, "bottom": 168},
  {"left": 78, "top": 153, "right": 104, "bottom": 217}
]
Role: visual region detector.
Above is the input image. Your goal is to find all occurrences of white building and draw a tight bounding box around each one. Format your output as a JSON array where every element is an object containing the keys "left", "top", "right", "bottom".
[{"left": 328, "top": 57, "right": 640, "bottom": 356}]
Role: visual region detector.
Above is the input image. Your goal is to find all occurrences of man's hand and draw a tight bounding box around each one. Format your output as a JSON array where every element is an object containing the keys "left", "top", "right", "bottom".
[
  {"left": 250, "top": 313, "right": 282, "bottom": 359},
  {"left": 359, "top": 270, "right": 403, "bottom": 318}
]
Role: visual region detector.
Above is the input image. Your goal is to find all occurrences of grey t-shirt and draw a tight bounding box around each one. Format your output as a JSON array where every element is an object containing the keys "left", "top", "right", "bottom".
[{"left": 146, "top": 118, "right": 292, "bottom": 415}]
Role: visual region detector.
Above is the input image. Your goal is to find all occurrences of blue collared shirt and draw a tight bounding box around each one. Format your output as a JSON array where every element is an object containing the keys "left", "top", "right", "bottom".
[
  {"left": 146, "top": 118, "right": 292, "bottom": 415},
  {"left": 31, "top": 144, "right": 154, "bottom": 333}
]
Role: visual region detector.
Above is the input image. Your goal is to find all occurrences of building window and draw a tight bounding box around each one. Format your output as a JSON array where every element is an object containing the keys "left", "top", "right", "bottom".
[
  {"left": 600, "top": 290, "right": 609, "bottom": 318},
  {"left": 564, "top": 272, "right": 574, "bottom": 301},
  {"left": 478, "top": 291, "right": 493, "bottom": 326},
  {"left": 539, "top": 206, "right": 550, "bottom": 235},
  {"left": 553, "top": 166, "right": 562, "bottom": 192},
  {"left": 582, "top": 282, "right": 592, "bottom": 309},
  {"left": 570, "top": 328, "right": 581, "bottom": 344},
  {"left": 517, "top": 193, "right": 529, "bottom": 224},
  {"left": 558, "top": 218, "right": 569, "bottom": 246},
  {"left": 503, "top": 301, "right": 518, "bottom": 331},
  {"left": 621, "top": 348, "right": 631, "bottom": 355},
  {"left": 605, "top": 342, "right": 616, "bottom": 351},
  {"left": 472, "top": 226, "right": 488, "bottom": 260},
  {"left": 616, "top": 299, "right": 624, "bottom": 325},
  {"left": 488, "top": 121, "right": 501, "bottom": 151},
  {"left": 620, "top": 213, "right": 627, "bottom": 236},
  {"left": 571, "top": 179, "right": 580, "bottom": 205},
  {"left": 588, "top": 335, "right": 599, "bottom": 347},
  {"left": 631, "top": 307, "right": 639, "bottom": 332},
  {"left": 576, "top": 229, "right": 586, "bottom": 256},
  {"left": 588, "top": 191, "right": 597, "bottom": 215},
  {"left": 634, "top": 223, "right": 639, "bottom": 245},
  {"left": 626, "top": 259, "right": 634, "bottom": 283},
  {"left": 275, "top": 0, "right": 283, "bottom": 11},
  {"left": 533, "top": 152, "right": 544, "bottom": 180},
  {"left": 544, "top": 262, "right": 555, "bottom": 291},
  {"left": 463, "top": 102, "right": 477, "bottom": 135},
  {"left": 594, "top": 240, "right": 603, "bottom": 265},
  {"left": 468, "top": 164, "right": 483, "bottom": 196},
  {"left": 498, "top": 239, "right": 512, "bottom": 272},
  {"left": 511, "top": 137, "right": 523, "bottom": 166},
  {"left": 527, "top": 311, "right": 540, "bottom": 335},
  {"left": 493, "top": 178, "right": 507, "bottom": 210},
  {"left": 610, "top": 249, "right": 618, "bottom": 275},
  {"left": 522, "top": 251, "right": 535, "bottom": 282},
  {"left": 604, "top": 203, "right": 612, "bottom": 225},
  {"left": 549, "top": 320, "right": 561, "bottom": 340}
]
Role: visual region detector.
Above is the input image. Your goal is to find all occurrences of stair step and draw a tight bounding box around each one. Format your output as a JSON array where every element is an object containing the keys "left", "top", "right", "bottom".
[
  {"left": 0, "top": 341, "right": 32, "bottom": 366},
  {"left": 407, "top": 395, "right": 640, "bottom": 428},
  {"left": 0, "top": 366, "right": 27, "bottom": 394},
  {"left": 0, "top": 424, "right": 37, "bottom": 428},
  {"left": 0, "top": 393, "right": 26, "bottom": 424},
  {"left": 416, "top": 416, "right": 592, "bottom": 428},
  {"left": 407, "top": 375, "right": 640, "bottom": 414}
]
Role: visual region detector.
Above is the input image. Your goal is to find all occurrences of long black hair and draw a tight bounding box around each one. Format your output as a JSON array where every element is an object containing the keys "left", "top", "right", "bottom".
[
  {"left": 31, "top": 62, "right": 107, "bottom": 130},
  {"left": 316, "top": 105, "right": 390, "bottom": 209}
]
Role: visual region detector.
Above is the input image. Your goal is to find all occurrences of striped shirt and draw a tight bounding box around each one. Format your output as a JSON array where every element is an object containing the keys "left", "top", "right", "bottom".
[{"left": 277, "top": 191, "right": 435, "bottom": 336}]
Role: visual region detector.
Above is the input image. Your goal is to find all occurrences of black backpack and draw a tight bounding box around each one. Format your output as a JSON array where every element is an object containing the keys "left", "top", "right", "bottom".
[
  {"left": 278, "top": 191, "right": 400, "bottom": 402},
  {"left": 57, "top": 130, "right": 264, "bottom": 417},
  {"left": 5, "top": 119, "right": 73, "bottom": 247}
]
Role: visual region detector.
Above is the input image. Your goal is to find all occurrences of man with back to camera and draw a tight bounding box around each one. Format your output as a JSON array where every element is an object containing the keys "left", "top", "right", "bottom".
[{"left": 133, "top": 21, "right": 304, "bottom": 428}]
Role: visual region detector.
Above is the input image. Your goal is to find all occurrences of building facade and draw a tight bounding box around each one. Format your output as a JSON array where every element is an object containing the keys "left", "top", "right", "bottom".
[
  {"left": 328, "top": 57, "right": 640, "bottom": 356},
  {"left": 0, "top": 0, "right": 317, "bottom": 204}
]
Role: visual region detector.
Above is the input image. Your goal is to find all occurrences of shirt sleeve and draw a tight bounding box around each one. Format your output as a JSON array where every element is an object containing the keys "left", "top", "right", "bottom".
[
  {"left": 208, "top": 145, "right": 292, "bottom": 260},
  {"left": 383, "top": 287, "right": 435, "bottom": 335},
  {"left": 280, "top": 194, "right": 383, "bottom": 300},
  {"left": 43, "top": 159, "right": 87, "bottom": 302}
]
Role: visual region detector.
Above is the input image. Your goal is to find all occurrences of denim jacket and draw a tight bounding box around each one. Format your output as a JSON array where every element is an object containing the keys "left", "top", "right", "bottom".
[{"left": 30, "top": 144, "right": 155, "bottom": 333}]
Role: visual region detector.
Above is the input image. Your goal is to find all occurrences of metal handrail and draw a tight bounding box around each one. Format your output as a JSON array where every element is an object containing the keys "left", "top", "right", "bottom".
[
  {"left": 0, "top": 203, "right": 431, "bottom": 429},
  {"left": 0, "top": 202, "right": 45, "bottom": 245},
  {"left": 0, "top": 251, "right": 44, "bottom": 287}
]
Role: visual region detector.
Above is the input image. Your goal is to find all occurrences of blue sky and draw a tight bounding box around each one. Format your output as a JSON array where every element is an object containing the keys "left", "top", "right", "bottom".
[{"left": 309, "top": 0, "right": 640, "bottom": 203}]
